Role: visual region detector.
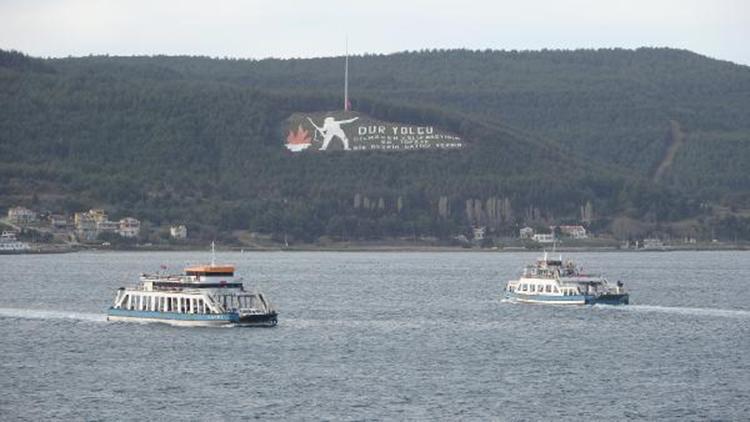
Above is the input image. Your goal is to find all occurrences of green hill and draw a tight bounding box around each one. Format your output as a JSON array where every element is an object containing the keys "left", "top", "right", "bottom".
[
  {"left": 1, "top": 48, "right": 748, "bottom": 243},
  {"left": 59, "top": 48, "right": 748, "bottom": 197}
]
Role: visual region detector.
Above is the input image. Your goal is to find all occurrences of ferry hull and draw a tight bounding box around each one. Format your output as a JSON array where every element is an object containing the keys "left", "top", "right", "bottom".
[
  {"left": 106, "top": 308, "right": 278, "bottom": 327},
  {"left": 238, "top": 313, "right": 278, "bottom": 327},
  {"left": 586, "top": 293, "right": 629, "bottom": 305},
  {"left": 0, "top": 250, "right": 31, "bottom": 255},
  {"left": 505, "top": 292, "right": 629, "bottom": 306}
]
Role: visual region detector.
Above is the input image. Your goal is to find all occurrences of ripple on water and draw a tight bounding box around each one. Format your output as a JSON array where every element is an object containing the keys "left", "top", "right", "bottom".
[{"left": 0, "top": 250, "right": 749, "bottom": 421}]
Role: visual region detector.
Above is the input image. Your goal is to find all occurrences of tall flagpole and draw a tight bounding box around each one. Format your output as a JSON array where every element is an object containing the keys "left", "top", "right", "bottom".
[{"left": 344, "top": 37, "right": 349, "bottom": 111}]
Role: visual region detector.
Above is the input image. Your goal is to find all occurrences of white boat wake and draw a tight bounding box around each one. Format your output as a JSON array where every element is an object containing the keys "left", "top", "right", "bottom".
[
  {"left": 0, "top": 307, "right": 106, "bottom": 323},
  {"left": 595, "top": 304, "right": 750, "bottom": 319}
]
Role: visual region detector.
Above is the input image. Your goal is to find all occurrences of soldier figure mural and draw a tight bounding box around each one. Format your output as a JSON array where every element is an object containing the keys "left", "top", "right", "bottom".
[
  {"left": 284, "top": 111, "right": 463, "bottom": 153},
  {"left": 307, "top": 116, "right": 359, "bottom": 150}
]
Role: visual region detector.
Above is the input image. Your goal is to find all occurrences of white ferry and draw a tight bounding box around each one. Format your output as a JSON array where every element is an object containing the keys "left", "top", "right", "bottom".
[
  {"left": 504, "top": 253, "right": 629, "bottom": 305},
  {"left": 0, "top": 231, "right": 31, "bottom": 254},
  {"left": 107, "top": 247, "right": 278, "bottom": 327}
]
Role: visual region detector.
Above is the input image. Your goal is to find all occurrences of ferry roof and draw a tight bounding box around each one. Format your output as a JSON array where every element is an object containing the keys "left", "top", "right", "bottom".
[{"left": 184, "top": 265, "right": 235, "bottom": 274}]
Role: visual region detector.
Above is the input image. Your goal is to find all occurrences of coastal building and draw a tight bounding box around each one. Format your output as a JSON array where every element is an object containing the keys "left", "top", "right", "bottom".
[
  {"left": 74, "top": 212, "right": 98, "bottom": 242},
  {"left": 96, "top": 220, "right": 119, "bottom": 233},
  {"left": 558, "top": 225, "right": 588, "bottom": 239},
  {"left": 89, "top": 209, "right": 109, "bottom": 224},
  {"left": 472, "top": 226, "right": 486, "bottom": 241},
  {"left": 48, "top": 214, "right": 68, "bottom": 229},
  {"left": 532, "top": 233, "right": 555, "bottom": 244},
  {"left": 519, "top": 226, "right": 534, "bottom": 239},
  {"left": 7, "top": 206, "right": 37, "bottom": 225},
  {"left": 74, "top": 209, "right": 140, "bottom": 240},
  {"left": 641, "top": 238, "right": 665, "bottom": 250},
  {"left": 119, "top": 217, "right": 141, "bottom": 238},
  {"left": 170, "top": 224, "right": 187, "bottom": 239}
]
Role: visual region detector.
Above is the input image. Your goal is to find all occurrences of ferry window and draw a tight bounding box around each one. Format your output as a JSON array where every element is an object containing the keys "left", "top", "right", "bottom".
[
  {"left": 530, "top": 285, "right": 536, "bottom": 292},
  {"left": 521, "top": 284, "right": 528, "bottom": 292},
  {"left": 553, "top": 286, "right": 559, "bottom": 293},
  {"left": 545, "top": 285, "right": 552, "bottom": 293}
]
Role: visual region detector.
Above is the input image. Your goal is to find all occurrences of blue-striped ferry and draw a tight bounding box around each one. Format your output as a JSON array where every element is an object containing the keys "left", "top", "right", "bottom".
[
  {"left": 107, "top": 245, "right": 278, "bottom": 327},
  {"left": 504, "top": 253, "right": 629, "bottom": 305}
]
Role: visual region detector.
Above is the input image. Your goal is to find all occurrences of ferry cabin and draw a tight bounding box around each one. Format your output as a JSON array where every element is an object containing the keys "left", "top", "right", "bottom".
[
  {"left": 0, "top": 231, "right": 31, "bottom": 252},
  {"left": 507, "top": 281, "right": 582, "bottom": 297},
  {"left": 110, "top": 289, "right": 269, "bottom": 316},
  {"left": 506, "top": 278, "right": 586, "bottom": 304}
]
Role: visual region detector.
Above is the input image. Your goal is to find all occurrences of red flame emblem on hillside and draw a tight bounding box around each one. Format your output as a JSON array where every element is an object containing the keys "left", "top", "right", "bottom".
[
  {"left": 285, "top": 125, "right": 312, "bottom": 152},
  {"left": 287, "top": 125, "right": 311, "bottom": 144}
]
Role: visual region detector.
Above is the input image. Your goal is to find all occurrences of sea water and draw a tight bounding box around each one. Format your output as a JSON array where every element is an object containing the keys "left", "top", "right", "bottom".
[{"left": 1, "top": 251, "right": 748, "bottom": 420}]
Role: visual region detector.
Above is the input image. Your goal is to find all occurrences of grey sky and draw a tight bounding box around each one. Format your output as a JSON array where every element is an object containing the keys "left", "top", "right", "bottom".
[{"left": 1, "top": 0, "right": 748, "bottom": 65}]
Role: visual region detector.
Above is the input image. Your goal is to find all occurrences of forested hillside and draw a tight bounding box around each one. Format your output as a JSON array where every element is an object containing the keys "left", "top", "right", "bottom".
[{"left": 1, "top": 48, "right": 749, "bottom": 243}]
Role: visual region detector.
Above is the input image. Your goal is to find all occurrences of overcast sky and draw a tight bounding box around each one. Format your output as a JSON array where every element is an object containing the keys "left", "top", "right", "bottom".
[{"left": 1, "top": 0, "right": 748, "bottom": 65}]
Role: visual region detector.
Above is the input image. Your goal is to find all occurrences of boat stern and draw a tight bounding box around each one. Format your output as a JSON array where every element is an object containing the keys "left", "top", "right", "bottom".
[
  {"left": 237, "top": 311, "right": 278, "bottom": 327},
  {"left": 587, "top": 293, "right": 629, "bottom": 305}
]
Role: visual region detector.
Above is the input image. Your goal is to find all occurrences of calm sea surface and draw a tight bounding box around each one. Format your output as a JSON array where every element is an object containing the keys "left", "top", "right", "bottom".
[{"left": 1, "top": 251, "right": 748, "bottom": 420}]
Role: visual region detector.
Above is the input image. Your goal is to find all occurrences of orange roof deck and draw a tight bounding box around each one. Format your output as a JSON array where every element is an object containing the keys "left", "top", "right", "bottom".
[{"left": 184, "top": 265, "right": 235, "bottom": 274}]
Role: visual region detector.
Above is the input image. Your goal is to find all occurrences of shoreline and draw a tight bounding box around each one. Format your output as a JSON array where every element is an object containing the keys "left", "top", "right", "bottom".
[{"left": 9, "top": 243, "right": 750, "bottom": 254}]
